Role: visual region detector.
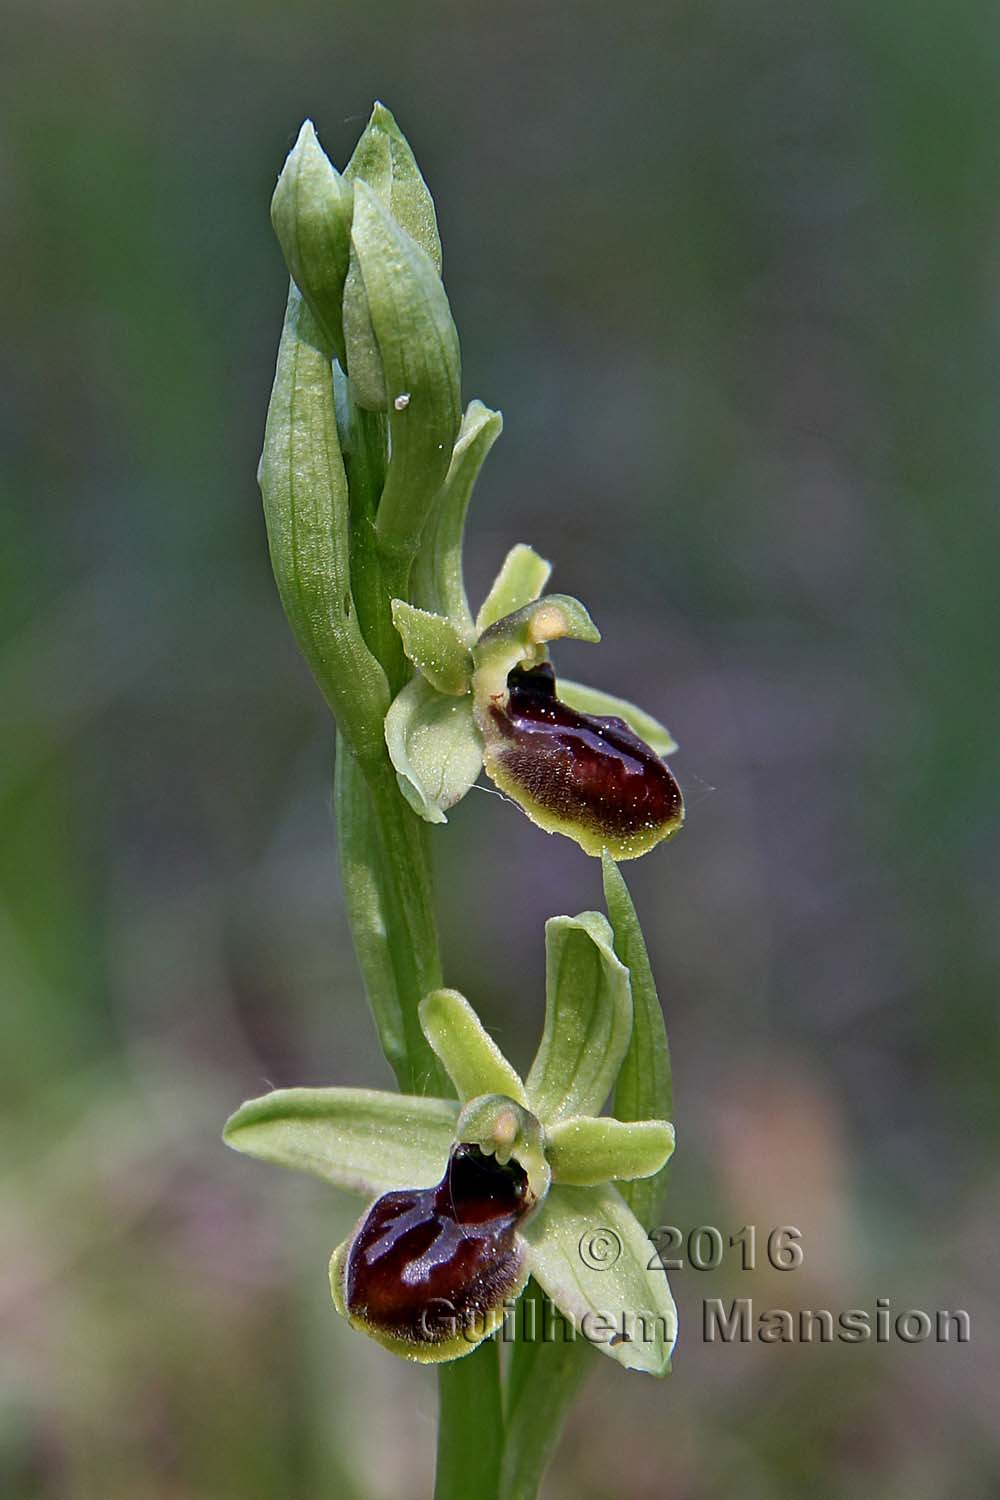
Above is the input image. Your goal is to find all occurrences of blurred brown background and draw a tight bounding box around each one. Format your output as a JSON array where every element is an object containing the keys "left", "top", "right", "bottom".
[{"left": 2, "top": 1, "right": 998, "bottom": 1496}]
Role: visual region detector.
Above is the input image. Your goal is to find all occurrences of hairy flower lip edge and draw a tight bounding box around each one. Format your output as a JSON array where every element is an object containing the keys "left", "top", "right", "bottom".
[
  {"left": 329, "top": 1227, "right": 533, "bottom": 1365},
  {"left": 326, "top": 1174, "right": 677, "bottom": 1372}
]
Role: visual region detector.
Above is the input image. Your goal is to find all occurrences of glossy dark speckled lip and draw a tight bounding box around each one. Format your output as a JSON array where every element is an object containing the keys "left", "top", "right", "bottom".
[
  {"left": 343, "top": 1144, "right": 532, "bottom": 1348},
  {"left": 487, "top": 664, "right": 684, "bottom": 855}
]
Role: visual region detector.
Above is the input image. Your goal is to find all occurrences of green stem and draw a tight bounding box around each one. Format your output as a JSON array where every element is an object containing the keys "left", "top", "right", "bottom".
[
  {"left": 337, "top": 378, "right": 410, "bottom": 694},
  {"left": 365, "top": 754, "right": 446, "bottom": 1094},
  {"left": 500, "top": 1282, "right": 590, "bottom": 1500},
  {"left": 435, "top": 1340, "right": 503, "bottom": 1500},
  {"left": 333, "top": 367, "right": 506, "bottom": 1494},
  {"left": 334, "top": 734, "right": 416, "bottom": 1088}
]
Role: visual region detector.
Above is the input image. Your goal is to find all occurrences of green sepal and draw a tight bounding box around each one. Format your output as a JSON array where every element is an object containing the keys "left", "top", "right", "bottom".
[
  {"left": 525, "top": 912, "right": 633, "bottom": 1123},
  {"left": 476, "top": 544, "right": 552, "bottom": 634},
  {"left": 258, "top": 282, "right": 389, "bottom": 766},
  {"left": 390, "top": 600, "right": 473, "bottom": 694},
  {"left": 411, "top": 400, "right": 503, "bottom": 630},
  {"left": 419, "top": 988, "right": 528, "bottom": 1104},
  {"left": 223, "top": 1086, "right": 458, "bottom": 1196},
  {"left": 603, "top": 855, "right": 674, "bottom": 1228},
  {"left": 521, "top": 1182, "right": 676, "bottom": 1376},
  {"left": 349, "top": 182, "right": 462, "bottom": 556},
  {"left": 545, "top": 1117, "right": 674, "bottom": 1186},
  {"left": 384, "top": 675, "right": 482, "bottom": 824},
  {"left": 557, "top": 680, "right": 678, "bottom": 758},
  {"left": 344, "top": 101, "right": 442, "bottom": 273},
  {"left": 472, "top": 594, "right": 600, "bottom": 706},
  {"left": 455, "top": 1094, "right": 550, "bottom": 1202},
  {"left": 270, "top": 121, "right": 353, "bottom": 366}
]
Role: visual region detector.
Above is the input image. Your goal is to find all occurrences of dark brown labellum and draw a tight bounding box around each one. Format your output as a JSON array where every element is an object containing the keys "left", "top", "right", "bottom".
[
  {"left": 343, "top": 1143, "right": 532, "bottom": 1350},
  {"left": 484, "top": 664, "right": 684, "bottom": 859}
]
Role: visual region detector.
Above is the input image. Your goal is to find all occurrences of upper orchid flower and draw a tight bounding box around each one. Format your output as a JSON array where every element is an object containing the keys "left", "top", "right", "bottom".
[
  {"left": 224, "top": 906, "right": 677, "bottom": 1374},
  {"left": 387, "top": 408, "right": 685, "bottom": 860}
]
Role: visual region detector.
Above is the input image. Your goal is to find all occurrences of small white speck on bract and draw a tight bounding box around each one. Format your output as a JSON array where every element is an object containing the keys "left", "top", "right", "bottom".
[{"left": 393, "top": 392, "right": 411, "bottom": 410}]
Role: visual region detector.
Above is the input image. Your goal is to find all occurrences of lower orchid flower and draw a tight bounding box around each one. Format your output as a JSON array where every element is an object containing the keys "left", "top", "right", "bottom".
[{"left": 224, "top": 908, "right": 677, "bottom": 1375}]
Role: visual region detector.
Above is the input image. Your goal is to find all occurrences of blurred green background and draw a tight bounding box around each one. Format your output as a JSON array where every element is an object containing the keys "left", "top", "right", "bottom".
[{"left": 2, "top": 1, "right": 998, "bottom": 1496}]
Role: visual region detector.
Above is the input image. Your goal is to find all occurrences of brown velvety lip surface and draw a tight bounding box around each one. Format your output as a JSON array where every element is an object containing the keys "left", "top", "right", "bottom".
[
  {"left": 344, "top": 1144, "right": 531, "bottom": 1346},
  {"left": 489, "top": 664, "right": 683, "bottom": 842}
]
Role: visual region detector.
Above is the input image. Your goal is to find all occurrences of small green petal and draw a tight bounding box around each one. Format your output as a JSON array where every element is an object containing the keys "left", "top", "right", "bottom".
[
  {"left": 223, "top": 1087, "right": 458, "bottom": 1196},
  {"left": 545, "top": 1118, "right": 675, "bottom": 1186},
  {"left": 391, "top": 600, "right": 473, "bottom": 695},
  {"left": 556, "top": 679, "right": 678, "bottom": 757},
  {"left": 475, "top": 544, "right": 552, "bottom": 634},
  {"left": 419, "top": 989, "right": 528, "bottom": 1105},
  {"left": 411, "top": 401, "right": 503, "bottom": 631},
  {"left": 344, "top": 101, "right": 442, "bottom": 273},
  {"left": 384, "top": 676, "right": 482, "bottom": 824},
  {"left": 525, "top": 912, "right": 633, "bottom": 1123},
  {"left": 521, "top": 1182, "right": 677, "bottom": 1376},
  {"left": 603, "top": 855, "right": 674, "bottom": 1228}
]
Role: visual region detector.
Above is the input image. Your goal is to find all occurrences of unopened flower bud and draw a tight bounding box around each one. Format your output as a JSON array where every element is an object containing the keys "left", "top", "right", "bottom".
[
  {"left": 271, "top": 121, "right": 353, "bottom": 365},
  {"left": 344, "top": 101, "right": 442, "bottom": 272}
]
